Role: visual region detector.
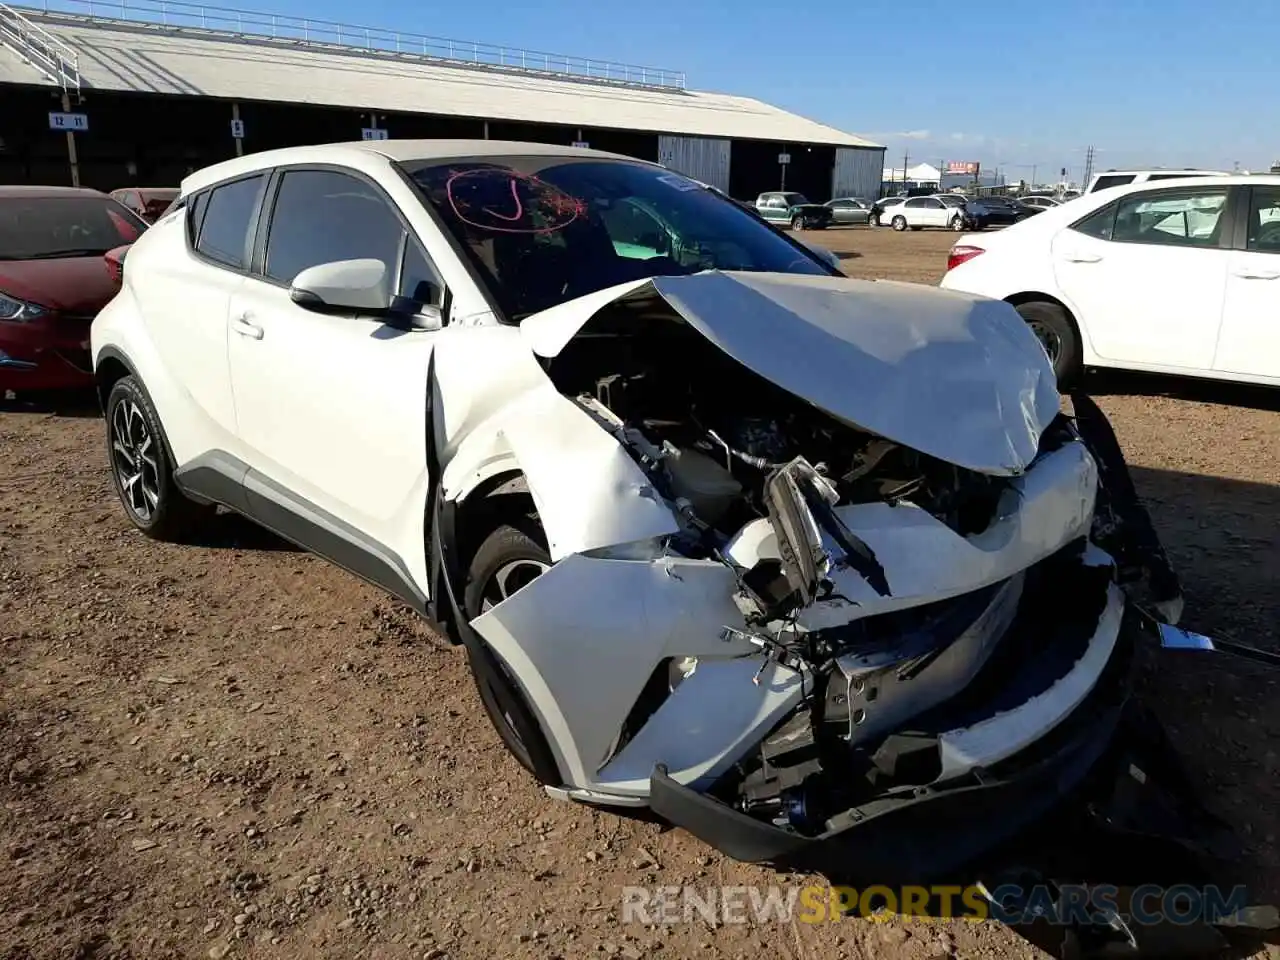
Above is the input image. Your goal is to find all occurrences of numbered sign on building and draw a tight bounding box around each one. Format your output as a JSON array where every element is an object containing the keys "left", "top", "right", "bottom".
[
  {"left": 571, "top": 140, "right": 590, "bottom": 148},
  {"left": 230, "top": 119, "right": 245, "bottom": 139},
  {"left": 48, "top": 112, "right": 89, "bottom": 132},
  {"left": 778, "top": 152, "right": 791, "bottom": 165},
  {"left": 361, "top": 128, "right": 389, "bottom": 141}
]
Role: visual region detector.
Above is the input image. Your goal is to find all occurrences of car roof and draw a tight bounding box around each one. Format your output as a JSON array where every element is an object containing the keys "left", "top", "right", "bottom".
[
  {"left": 179, "top": 139, "right": 655, "bottom": 195},
  {"left": 1090, "top": 173, "right": 1280, "bottom": 195},
  {"left": 0, "top": 185, "right": 109, "bottom": 199}
]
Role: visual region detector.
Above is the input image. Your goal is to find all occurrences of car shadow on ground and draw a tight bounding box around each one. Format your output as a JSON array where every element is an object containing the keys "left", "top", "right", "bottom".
[
  {"left": 0, "top": 389, "right": 102, "bottom": 419},
  {"left": 198, "top": 510, "right": 302, "bottom": 553},
  {"left": 1085, "top": 370, "right": 1280, "bottom": 413}
]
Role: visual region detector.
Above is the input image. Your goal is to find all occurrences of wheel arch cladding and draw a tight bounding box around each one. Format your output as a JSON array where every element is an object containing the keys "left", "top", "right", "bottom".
[{"left": 94, "top": 347, "right": 136, "bottom": 413}]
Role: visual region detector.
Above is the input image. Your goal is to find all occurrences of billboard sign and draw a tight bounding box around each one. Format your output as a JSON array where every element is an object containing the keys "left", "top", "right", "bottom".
[{"left": 946, "top": 161, "right": 979, "bottom": 175}]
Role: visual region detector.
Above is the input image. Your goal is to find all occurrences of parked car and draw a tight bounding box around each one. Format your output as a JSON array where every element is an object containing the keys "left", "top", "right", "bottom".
[
  {"left": 0, "top": 185, "right": 146, "bottom": 395},
  {"left": 110, "top": 187, "right": 180, "bottom": 223},
  {"left": 1019, "top": 195, "right": 1061, "bottom": 210},
  {"left": 883, "top": 195, "right": 969, "bottom": 232},
  {"left": 754, "top": 191, "right": 833, "bottom": 230},
  {"left": 92, "top": 140, "right": 1192, "bottom": 879},
  {"left": 869, "top": 195, "right": 905, "bottom": 226},
  {"left": 824, "top": 197, "right": 871, "bottom": 224},
  {"left": 1084, "top": 169, "right": 1230, "bottom": 194},
  {"left": 941, "top": 175, "right": 1280, "bottom": 389},
  {"left": 963, "top": 196, "right": 1039, "bottom": 229}
]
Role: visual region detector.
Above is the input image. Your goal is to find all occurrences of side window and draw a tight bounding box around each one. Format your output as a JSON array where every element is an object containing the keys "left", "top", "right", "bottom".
[
  {"left": 1091, "top": 174, "right": 1135, "bottom": 192},
  {"left": 1111, "top": 188, "right": 1228, "bottom": 247},
  {"left": 1071, "top": 202, "right": 1118, "bottom": 241},
  {"left": 195, "top": 175, "right": 264, "bottom": 268},
  {"left": 187, "top": 190, "right": 210, "bottom": 245},
  {"left": 399, "top": 237, "right": 442, "bottom": 304},
  {"left": 830, "top": 199, "right": 850, "bottom": 209},
  {"left": 904, "top": 198, "right": 925, "bottom": 208},
  {"left": 925, "top": 198, "right": 944, "bottom": 209},
  {"left": 264, "top": 169, "right": 405, "bottom": 286},
  {"left": 599, "top": 200, "right": 669, "bottom": 255},
  {"left": 767, "top": 196, "right": 787, "bottom": 209},
  {"left": 1246, "top": 187, "right": 1280, "bottom": 254}
]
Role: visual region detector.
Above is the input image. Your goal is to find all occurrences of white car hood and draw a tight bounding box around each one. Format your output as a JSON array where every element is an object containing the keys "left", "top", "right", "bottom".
[{"left": 520, "top": 271, "right": 1060, "bottom": 476}]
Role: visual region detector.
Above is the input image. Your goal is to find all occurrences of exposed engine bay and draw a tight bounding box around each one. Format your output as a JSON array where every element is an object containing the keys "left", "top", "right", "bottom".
[
  {"left": 545, "top": 299, "right": 1031, "bottom": 545},
  {"left": 536, "top": 297, "right": 1175, "bottom": 842}
]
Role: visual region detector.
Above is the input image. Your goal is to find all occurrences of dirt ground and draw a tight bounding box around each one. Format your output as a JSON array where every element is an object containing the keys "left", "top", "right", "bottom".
[{"left": 2, "top": 226, "right": 1279, "bottom": 960}]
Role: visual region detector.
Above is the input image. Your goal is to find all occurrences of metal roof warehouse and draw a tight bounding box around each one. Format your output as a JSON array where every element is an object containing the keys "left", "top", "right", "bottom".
[{"left": 0, "top": 0, "right": 885, "bottom": 201}]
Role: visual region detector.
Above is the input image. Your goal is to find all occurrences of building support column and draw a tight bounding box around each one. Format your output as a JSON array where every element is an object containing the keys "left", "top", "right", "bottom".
[
  {"left": 483, "top": 120, "right": 489, "bottom": 140},
  {"left": 61, "top": 90, "right": 80, "bottom": 187}
]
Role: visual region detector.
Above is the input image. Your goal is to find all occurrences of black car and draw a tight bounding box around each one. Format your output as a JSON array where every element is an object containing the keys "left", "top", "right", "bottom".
[{"left": 963, "top": 196, "right": 1041, "bottom": 229}]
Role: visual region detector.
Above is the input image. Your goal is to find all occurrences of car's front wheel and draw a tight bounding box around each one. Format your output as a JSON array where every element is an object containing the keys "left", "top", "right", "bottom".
[
  {"left": 951, "top": 215, "right": 966, "bottom": 231},
  {"left": 892, "top": 215, "right": 908, "bottom": 231},
  {"left": 1014, "top": 301, "right": 1082, "bottom": 388},
  {"left": 461, "top": 521, "right": 561, "bottom": 784},
  {"left": 791, "top": 214, "right": 804, "bottom": 231},
  {"left": 105, "top": 375, "right": 213, "bottom": 541}
]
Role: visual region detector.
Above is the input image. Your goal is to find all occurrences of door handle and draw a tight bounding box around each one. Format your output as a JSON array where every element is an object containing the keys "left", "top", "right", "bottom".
[
  {"left": 232, "top": 313, "right": 264, "bottom": 340},
  {"left": 1063, "top": 252, "right": 1103, "bottom": 263},
  {"left": 1231, "top": 269, "right": 1280, "bottom": 280}
]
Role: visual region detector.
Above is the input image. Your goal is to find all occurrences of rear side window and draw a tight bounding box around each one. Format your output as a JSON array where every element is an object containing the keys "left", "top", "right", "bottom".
[
  {"left": 1071, "top": 201, "right": 1118, "bottom": 240},
  {"left": 1091, "top": 174, "right": 1135, "bottom": 192},
  {"left": 195, "top": 174, "right": 265, "bottom": 268}
]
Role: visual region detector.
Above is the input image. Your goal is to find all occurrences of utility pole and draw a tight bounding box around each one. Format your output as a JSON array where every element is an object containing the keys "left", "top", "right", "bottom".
[
  {"left": 1082, "top": 145, "right": 1095, "bottom": 191},
  {"left": 902, "top": 149, "right": 909, "bottom": 194}
]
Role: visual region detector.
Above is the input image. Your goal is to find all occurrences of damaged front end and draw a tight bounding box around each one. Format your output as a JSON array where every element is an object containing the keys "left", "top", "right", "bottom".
[{"left": 459, "top": 271, "right": 1197, "bottom": 884}]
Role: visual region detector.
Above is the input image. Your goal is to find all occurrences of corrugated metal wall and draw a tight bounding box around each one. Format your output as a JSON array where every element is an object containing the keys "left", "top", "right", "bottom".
[
  {"left": 658, "top": 135, "right": 731, "bottom": 193},
  {"left": 831, "top": 147, "right": 885, "bottom": 201}
]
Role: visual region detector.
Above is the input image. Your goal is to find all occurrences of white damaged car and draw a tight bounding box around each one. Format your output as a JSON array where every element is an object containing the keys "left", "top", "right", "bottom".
[{"left": 92, "top": 141, "right": 1203, "bottom": 882}]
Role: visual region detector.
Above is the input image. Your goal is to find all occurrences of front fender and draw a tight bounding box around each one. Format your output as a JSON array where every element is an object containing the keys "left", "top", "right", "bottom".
[{"left": 433, "top": 325, "right": 679, "bottom": 563}]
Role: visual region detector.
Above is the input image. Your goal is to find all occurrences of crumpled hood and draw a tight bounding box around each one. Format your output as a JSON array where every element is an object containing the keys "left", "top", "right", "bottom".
[{"left": 520, "top": 271, "right": 1061, "bottom": 476}]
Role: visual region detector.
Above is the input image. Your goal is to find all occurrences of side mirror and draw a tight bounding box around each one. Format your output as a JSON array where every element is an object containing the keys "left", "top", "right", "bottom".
[{"left": 290, "top": 259, "right": 393, "bottom": 314}]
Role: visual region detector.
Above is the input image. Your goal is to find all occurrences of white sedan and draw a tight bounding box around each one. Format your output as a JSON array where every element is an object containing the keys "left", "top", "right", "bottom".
[
  {"left": 941, "top": 175, "right": 1280, "bottom": 387},
  {"left": 883, "top": 195, "right": 969, "bottom": 232}
]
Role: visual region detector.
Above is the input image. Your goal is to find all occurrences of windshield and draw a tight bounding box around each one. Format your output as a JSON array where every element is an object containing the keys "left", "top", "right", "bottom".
[
  {"left": 407, "top": 158, "right": 830, "bottom": 321},
  {"left": 781, "top": 193, "right": 810, "bottom": 206},
  {"left": 0, "top": 196, "right": 145, "bottom": 260}
]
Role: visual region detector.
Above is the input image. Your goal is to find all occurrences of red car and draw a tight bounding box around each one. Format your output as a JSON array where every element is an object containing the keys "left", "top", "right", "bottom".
[
  {"left": 0, "top": 186, "right": 148, "bottom": 394},
  {"left": 109, "top": 187, "right": 179, "bottom": 224}
]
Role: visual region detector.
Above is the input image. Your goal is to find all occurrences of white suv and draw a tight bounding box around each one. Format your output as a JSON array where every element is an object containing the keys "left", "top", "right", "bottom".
[{"left": 90, "top": 139, "right": 1188, "bottom": 873}]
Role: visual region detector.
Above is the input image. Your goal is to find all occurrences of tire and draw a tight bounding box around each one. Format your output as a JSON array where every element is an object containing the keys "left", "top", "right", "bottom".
[
  {"left": 951, "top": 215, "right": 966, "bottom": 231},
  {"left": 105, "top": 375, "right": 214, "bottom": 541},
  {"left": 870, "top": 214, "right": 881, "bottom": 227},
  {"left": 461, "top": 521, "right": 560, "bottom": 784},
  {"left": 791, "top": 214, "right": 804, "bottom": 231},
  {"left": 892, "top": 215, "right": 907, "bottom": 231},
  {"left": 1014, "top": 301, "right": 1082, "bottom": 388}
]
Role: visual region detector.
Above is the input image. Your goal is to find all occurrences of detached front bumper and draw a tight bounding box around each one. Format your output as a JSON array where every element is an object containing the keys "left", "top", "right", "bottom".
[{"left": 650, "top": 559, "right": 1146, "bottom": 885}]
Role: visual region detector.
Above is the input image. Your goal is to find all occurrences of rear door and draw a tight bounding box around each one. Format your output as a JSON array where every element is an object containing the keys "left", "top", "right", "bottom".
[
  {"left": 144, "top": 172, "right": 266, "bottom": 439},
  {"left": 1213, "top": 184, "right": 1280, "bottom": 380},
  {"left": 1051, "top": 184, "right": 1233, "bottom": 370}
]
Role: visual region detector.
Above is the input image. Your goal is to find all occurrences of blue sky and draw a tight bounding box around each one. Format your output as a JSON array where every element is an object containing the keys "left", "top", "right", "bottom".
[{"left": 93, "top": 0, "right": 1280, "bottom": 180}]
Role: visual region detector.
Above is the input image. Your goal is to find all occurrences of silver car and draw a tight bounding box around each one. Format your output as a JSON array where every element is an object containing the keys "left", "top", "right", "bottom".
[{"left": 824, "top": 197, "right": 872, "bottom": 225}]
